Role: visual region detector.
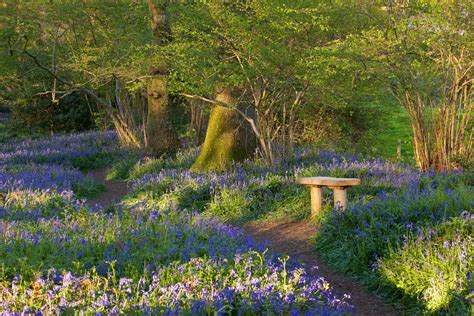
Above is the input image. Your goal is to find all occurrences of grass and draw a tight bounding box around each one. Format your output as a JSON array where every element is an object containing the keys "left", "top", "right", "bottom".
[{"left": 371, "top": 105, "right": 414, "bottom": 162}]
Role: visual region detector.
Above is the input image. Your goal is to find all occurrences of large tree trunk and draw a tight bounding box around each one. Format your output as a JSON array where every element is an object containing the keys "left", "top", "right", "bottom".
[
  {"left": 146, "top": 75, "right": 179, "bottom": 155},
  {"left": 144, "top": 0, "right": 179, "bottom": 155},
  {"left": 191, "top": 88, "right": 257, "bottom": 171}
]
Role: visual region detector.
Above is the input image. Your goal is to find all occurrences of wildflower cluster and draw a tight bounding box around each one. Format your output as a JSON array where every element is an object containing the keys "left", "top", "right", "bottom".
[
  {"left": 0, "top": 131, "right": 122, "bottom": 168},
  {"left": 0, "top": 131, "right": 124, "bottom": 198},
  {"left": 0, "top": 133, "right": 352, "bottom": 314},
  {"left": 130, "top": 146, "right": 473, "bottom": 313}
]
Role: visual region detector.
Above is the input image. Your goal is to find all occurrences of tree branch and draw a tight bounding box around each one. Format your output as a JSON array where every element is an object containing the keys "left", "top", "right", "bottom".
[
  {"left": 20, "top": 37, "right": 73, "bottom": 87},
  {"left": 180, "top": 92, "right": 263, "bottom": 139}
]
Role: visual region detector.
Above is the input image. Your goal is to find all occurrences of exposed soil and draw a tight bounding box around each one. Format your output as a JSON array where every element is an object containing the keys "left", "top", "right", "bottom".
[
  {"left": 243, "top": 220, "right": 400, "bottom": 316},
  {"left": 86, "top": 168, "right": 400, "bottom": 315},
  {"left": 86, "top": 168, "right": 129, "bottom": 208}
]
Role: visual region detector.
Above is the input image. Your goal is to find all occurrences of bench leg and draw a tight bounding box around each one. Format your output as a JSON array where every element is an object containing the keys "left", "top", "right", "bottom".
[
  {"left": 310, "top": 186, "right": 323, "bottom": 216},
  {"left": 333, "top": 187, "right": 347, "bottom": 210}
]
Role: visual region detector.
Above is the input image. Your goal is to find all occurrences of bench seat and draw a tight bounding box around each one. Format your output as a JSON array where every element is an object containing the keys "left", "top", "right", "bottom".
[
  {"left": 297, "top": 176, "right": 361, "bottom": 216},
  {"left": 297, "top": 177, "right": 361, "bottom": 187}
]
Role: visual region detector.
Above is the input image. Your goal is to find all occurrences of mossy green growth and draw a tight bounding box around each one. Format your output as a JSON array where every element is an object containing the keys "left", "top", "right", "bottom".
[{"left": 191, "top": 105, "right": 256, "bottom": 171}]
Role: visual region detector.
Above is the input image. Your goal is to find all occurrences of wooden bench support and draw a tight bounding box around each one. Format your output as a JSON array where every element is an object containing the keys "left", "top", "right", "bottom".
[
  {"left": 332, "top": 187, "right": 347, "bottom": 210},
  {"left": 310, "top": 186, "right": 323, "bottom": 214},
  {"left": 296, "top": 177, "right": 361, "bottom": 216}
]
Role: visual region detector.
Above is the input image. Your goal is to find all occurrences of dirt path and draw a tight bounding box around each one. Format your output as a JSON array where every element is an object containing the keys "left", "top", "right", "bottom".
[
  {"left": 243, "top": 220, "right": 400, "bottom": 316},
  {"left": 86, "top": 168, "right": 129, "bottom": 208},
  {"left": 86, "top": 169, "right": 399, "bottom": 315}
]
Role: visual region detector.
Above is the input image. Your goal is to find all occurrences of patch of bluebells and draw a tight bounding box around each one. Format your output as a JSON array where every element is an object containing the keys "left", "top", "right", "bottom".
[
  {"left": 0, "top": 164, "right": 97, "bottom": 195},
  {"left": 0, "top": 133, "right": 353, "bottom": 314},
  {"left": 0, "top": 130, "right": 122, "bottom": 168},
  {"left": 0, "top": 133, "right": 117, "bottom": 237},
  {"left": 0, "top": 189, "right": 84, "bottom": 221},
  {"left": 307, "top": 168, "right": 472, "bottom": 312},
  {"left": 0, "top": 199, "right": 353, "bottom": 314},
  {"left": 0, "top": 131, "right": 124, "bottom": 198},
  {"left": 1, "top": 253, "right": 353, "bottom": 315},
  {"left": 130, "top": 146, "right": 472, "bottom": 313},
  {"left": 129, "top": 148, "right": 459, "bottom": 222},
  {"left": 316, "top": 186, "right": 472, "bottom": 267}
]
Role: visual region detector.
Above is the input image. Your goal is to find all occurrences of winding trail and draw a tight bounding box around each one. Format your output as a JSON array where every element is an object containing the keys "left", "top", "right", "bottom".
[
  {"left": 243, "top": 220, "right": 399, "bottom": 316},
  {"left": 86, "top": 168, "right": 129, "bottom": 208},
  {"left": 86, "top": 169, "right": 399, "bottom": 315}
]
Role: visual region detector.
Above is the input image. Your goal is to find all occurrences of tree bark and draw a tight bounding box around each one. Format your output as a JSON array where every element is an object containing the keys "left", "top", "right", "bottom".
[
  {"left": 191, "top": 88, "right": 257, "bottom": 171},
  {"left": 190, "top": 99, "right": 208, "bottom": 144},
  {"left": 146, "top": 75, "right": 179, "bottom": 155},
  {"left": 145, "top": 0, "right": 179, "bottom": 155}
]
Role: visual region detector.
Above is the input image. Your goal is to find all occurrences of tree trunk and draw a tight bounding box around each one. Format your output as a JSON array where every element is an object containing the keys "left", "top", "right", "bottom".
[
  {"left": 144, "top": 0, "right": 179, "bottom": 155},
  {"left": 190, "top": 99, "right": 208, "bottom": 145},
  {"left": 146, "top": 75, "right": 179, "bottom": 155},
  {"left": 191, "top": 88, "right": 256, "bottom": 171}
]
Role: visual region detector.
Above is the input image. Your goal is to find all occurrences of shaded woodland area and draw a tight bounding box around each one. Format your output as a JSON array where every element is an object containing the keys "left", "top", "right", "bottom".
[
  {"left": 0, "top": 1, "right": 473, "bottom": 315},
  {"left": 1, "top": 0, "right": 471, "bottom": 171}
]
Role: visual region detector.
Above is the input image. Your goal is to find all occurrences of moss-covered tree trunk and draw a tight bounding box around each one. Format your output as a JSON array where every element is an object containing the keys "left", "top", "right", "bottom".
[
  {"left": 145, "top": 0, "right": 179, "bottom": 155},
  {"left": 146, "top": 75, "right": 179, "bottom": 155},
  {"left": 191, "top": 88, "right": 257, "bottom": 171}
]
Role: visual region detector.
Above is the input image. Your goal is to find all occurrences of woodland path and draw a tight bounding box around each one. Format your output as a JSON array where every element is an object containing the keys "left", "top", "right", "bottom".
[
  {"left": 86, "top": 168, "right": 129, "bottom": 208},
  {"left": 86, "top": 168, "right": 399, "bottom": 315},
  {"left": 243, "top": 220, "right": 400, "bottom": 316}
]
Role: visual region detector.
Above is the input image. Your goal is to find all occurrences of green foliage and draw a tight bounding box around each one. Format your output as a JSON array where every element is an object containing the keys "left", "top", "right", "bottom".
[
  {"left": 166, "top": 1, "right": 398, "bottom": 152},
  {"left": 106, "top": 155, "right": 140, "bottom": 181},
  {"left": 11, "top": 93, "right": 94, "bottom": 134},
  {"left": 127, "top": 148, "right": 198, "bottom": 180},
  {"left": 345, "top": 0, "right": 473, "bottom": 169},
  {"left": 0, "top": 112, "right": 27, "bottom": 142},
  {"left": 1, "top": 0, "right": 471, "bottom": 163},
  {"left": 69, "top": 153, "right": 119, "bottom": 172},
  {"left": 379, "top": 217, "right": 473, "bottom": 314},
  {"left": 208, "top": 187, "right": 251, "bottom": 221},
  {"left": 71, "top": 177, "right": 104, "bottom": 199},
  {"left": 130, "top": 157, "right": 168, "bottom": 180},
  {"left": 314, "top": 184, "right": 473, "bottom": 313},
  {"left": 0, "top": 1, "right": 156, "bottom": 136}
]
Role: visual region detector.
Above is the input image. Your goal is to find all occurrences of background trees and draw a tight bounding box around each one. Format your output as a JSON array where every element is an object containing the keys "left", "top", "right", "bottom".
[
  {"left": 349, "top": 0, "right": 473, "bottom": 170},
  {"left": 0, "top": 0, "right": 471, "bottom": 171}
]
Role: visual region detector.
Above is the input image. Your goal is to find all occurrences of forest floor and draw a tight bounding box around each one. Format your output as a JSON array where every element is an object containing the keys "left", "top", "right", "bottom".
[
  {"left": 243, "top": 220, "right": 399, "bottom": 316},
  {"left": 87, "top": 168, "right": 399, "bottom": 315},
  {"left": 86, "top": 168, "right": 129, "bottom": 208}
]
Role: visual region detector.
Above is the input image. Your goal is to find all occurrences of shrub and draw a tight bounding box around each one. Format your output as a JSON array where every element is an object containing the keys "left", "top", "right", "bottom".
[
  {"left": 11, "top": 93, "right": 94, "bottom": 135},
  {"left": 378, "top": 215, "right": 473, "bottom": 314}
]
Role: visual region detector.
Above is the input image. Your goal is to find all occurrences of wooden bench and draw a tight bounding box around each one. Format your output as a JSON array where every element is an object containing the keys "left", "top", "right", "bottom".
[{"left": 296, "top": 177, "right": 361, "bottom": 216}]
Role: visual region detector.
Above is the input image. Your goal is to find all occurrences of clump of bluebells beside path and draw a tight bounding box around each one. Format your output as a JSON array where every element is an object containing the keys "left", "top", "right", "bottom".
[
  {"left": 0, "top": 132, "right": 352, "bottom": 314},
  {"left": 125, "top": 140, "right": 473, "bottom": 314}
]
